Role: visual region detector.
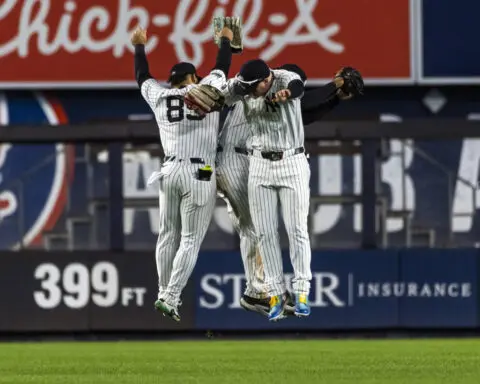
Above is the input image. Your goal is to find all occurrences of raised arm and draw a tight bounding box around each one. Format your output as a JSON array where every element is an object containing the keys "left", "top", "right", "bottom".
[
  {"left": 131, "top": 28, "right": 152, "bottom": 88},
  {"left": 212, "top": 28, "right": 234, "bottom": 78},
  {"left": 198, "top": 27, "right": 234, "bottom": 90},
  {"left": 131, "top": 27, "right": 188, "bottom": 110}
]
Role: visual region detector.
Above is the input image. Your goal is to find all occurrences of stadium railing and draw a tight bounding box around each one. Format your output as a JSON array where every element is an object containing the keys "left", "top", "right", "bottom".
[{"left": 1, "top": 119, "right": 479, "bottom": 251}]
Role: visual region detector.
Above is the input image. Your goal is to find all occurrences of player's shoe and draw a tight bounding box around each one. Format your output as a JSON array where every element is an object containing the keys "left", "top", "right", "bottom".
[
  {"left": 268, "top": 294, "right": 286, "bottom": 322},
  {"left": 154, "top": 299, "right": 180, "bottom": 322},
  {"left": 294, "top": 294, "right": 311, "bottom": 317},
  {"left": 240, "top": 295, "right": 270, "bottom": 317}
]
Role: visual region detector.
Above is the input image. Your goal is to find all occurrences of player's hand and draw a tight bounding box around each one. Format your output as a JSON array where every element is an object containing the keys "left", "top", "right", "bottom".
[
  {"left": 219, "top": 27, "right": 233, "bottom": 41},
  {"left": 272, "top": 89, "right": 291, "bottom": 103},
  {"left": 333, "top": 74, "right": 345, "bottom": 89},
  {"left": 337, "top": 89, "right": 353, "bottom": 100},
  {"left": 131, "top": 27, "right": 147, "bottom": 45}
]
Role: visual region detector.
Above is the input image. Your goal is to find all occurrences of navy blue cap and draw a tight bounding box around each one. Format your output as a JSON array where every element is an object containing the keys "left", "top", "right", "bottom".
[
  {"left": 238, "top": 59, "right": 270, "bottom": 83},
  {"left": 168, "top": 62, "right": 197, "bottom": 83}
]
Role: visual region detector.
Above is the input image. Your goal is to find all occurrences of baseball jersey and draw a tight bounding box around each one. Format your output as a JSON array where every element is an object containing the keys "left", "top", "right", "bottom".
[
  {"left": 141, "top": 70, "right": 226, "bottom": 160},
  {"left": 218, "top": 99, "right": 251, "bottom": 150},
  {"left": 222, "top": 69, "right": 304, "bottom": 151}
]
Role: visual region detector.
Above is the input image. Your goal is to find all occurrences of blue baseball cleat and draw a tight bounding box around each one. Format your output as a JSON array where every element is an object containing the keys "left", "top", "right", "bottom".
[
  {"left": 294, "top": 294, "right": 311, "bottom": 317},
  {"left": 268, "top": 294, "right": 286, "bottom": 322}
]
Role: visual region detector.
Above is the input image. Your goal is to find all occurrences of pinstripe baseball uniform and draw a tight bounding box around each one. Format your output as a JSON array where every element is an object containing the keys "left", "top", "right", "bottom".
[
  {"left": 224, "top": 69, "right": 312, "bottom": 298},
  {"left": 142, "top": 70, "right": 226, "bottom": 307},
  {"left": 216, "top": 99, "right": 266, "bottom": 299}
]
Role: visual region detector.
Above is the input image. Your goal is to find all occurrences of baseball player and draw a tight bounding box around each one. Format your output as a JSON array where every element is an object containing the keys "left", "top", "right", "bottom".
[
  {"left": 228, "top": 59, "right": 312, "bottom": 321},
  {"left": 216, "top": 97, "right": 272, "bottom": 314},
  {"left": 219, "top": 60, "right": 364, "bottom": 321},
  {"left": 131, "top": 25, "right": 236, "bottom": 322},
  {"left": 216, "top": 64, "right": 353, "bottom": 318}
]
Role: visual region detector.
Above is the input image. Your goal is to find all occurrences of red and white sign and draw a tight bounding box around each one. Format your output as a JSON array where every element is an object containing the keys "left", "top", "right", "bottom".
[{"left": 0, "top": 0, "right": 414, "bottom": 88}]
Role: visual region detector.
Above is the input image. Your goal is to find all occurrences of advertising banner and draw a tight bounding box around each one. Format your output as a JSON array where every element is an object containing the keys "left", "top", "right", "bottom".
[
  {"left": 398, "top": 249, "right": 478, "bottom": 327},
  {"left": 0, "top": 251, "right": 194, "bottom": 331},
  {"left": 0, "top": 250, "right": 477, "bottom": 332},
  {"left": 0, "top": 0, "right": 413, "bottom": 88},
  {"left": 195, "top": 250, "right": 398, "bottom": 330},
  {"left": 194, "top": 249, "right": 479, "bottom": 330}
]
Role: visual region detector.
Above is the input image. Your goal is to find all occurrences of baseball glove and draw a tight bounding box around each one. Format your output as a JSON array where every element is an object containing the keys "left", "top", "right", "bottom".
[
  {"left": 336, "top": 67, "right": 364, "bottom": 97},
  {"left": 184, "top": 84, "right": 225, "bottom": 115},
  {"left": 213, "top": 16, "right": 243, "bottom": 54}
]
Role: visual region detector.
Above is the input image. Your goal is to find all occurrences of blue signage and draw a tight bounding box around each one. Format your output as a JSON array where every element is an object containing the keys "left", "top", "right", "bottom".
[{"left": 194, "top": 250, "right": 479, "bottom": 330}]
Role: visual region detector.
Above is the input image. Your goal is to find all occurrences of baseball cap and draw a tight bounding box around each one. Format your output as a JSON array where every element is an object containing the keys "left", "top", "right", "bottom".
[
  {"left": 235, "top": 59, "right": 271, "bottom": 94},
  {"left": 237, "top": 59, "right": 270, "bottom": 83},
  {"left": 277, "top": 64, "right": 307, "bottom": 84},
  {"left": 168, "top": 62, "right": 197, "bottom": 83}
]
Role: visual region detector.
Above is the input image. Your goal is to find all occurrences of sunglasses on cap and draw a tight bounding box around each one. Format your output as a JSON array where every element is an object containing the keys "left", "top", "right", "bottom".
[{"left": 234, "top": 72, "right": 270, "bottom": 94}]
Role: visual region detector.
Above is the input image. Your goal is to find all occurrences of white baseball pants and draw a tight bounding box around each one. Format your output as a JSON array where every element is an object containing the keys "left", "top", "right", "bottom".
[
  {"left": 216, "top": 149, "right": 267, "bottom": 299},
  {"left": 151, "top": 160, "right": 216, "bottom": 306},
  {"left": 248, "top": 150, "right": 312, "bottom": 297}
]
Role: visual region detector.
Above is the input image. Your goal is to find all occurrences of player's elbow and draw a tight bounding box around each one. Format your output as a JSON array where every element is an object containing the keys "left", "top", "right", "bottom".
[
  {"left": 136, "top": 72, "right": 150, "bottom": 88},
  {"left": 287, "top": 79, "right": 304, "bottom": 99}
]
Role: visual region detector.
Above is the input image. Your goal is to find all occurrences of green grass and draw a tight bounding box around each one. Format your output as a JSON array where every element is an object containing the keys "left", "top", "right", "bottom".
[{"left": 0, "top": 339, "right": 479, "bottom": 383}]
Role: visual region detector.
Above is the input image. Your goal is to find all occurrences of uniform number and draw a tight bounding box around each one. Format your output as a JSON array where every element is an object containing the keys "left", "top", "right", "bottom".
[
  {"left": 33, "top": 262, "right": 119, "bottom": 309},
  {"left": 166, "top": 96, "right": 205, "bottom": 123}
]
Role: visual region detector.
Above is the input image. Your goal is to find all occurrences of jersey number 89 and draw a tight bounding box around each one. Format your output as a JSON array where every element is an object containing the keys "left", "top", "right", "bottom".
[{"left": 166, "top": 96, "right": 205, "bottom": 123}]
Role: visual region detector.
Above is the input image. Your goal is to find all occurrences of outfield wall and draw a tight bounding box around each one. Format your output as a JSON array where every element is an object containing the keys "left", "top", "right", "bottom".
[{"left": 0, "top": 250, "right": 478, "bottom": 332}]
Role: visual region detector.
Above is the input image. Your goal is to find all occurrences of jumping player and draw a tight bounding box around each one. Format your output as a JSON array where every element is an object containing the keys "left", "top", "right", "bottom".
[
  {"left": 217, "top": 63, "right": 349, "bottom": 319},
  {"left": 131, "top": 26, "right": 234, "bottom": 321},
  {"left": 215, "top": 59, "right": 310, "bottom": 322}
]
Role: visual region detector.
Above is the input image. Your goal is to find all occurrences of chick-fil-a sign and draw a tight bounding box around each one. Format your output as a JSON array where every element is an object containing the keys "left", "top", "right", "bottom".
[{"left": 0, "top": 0, "right": 413, "bottom": 88}]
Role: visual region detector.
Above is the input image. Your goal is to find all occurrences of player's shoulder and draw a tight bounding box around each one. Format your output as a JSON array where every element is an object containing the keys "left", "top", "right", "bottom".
[
  {"left": 141, "top": 78, "right": 162, "bottom": 95},
  {"left": 218, "top": 77, "right": 236, "bottom": 92},
  {"left": 207, "top": 69, "right": 225, "bottom": 80},
  {"left": 142, "top": 78, "right": 163, "bottom": 88},
  {"left": 163, "top": 85, "right": 195, "bottom": 97},
  {"left": 200, "top": 69, "right": 227, "bottom": 87},
  {"left": 272, "top": 69, "right": 301, "bottom": 81},
  {"left": 142, "top": 79, "right": 193, "bottom": 101}
]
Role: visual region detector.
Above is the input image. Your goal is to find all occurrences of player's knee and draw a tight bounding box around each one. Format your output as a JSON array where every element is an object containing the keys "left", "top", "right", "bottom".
[
  {"left": 158, "top": 224, "right": 178, "bottom": 236},
  {"left": 157, "top": 226, "right": 178, "bottom": 237},
  {"left": 256, "top": 230, "right": 279, "bottom": 244},
  {"left": 156, "top": 230, "right": 179, "bottom": 246},
  {"left": 179, "top": 234, "right": 202, "bottom": 252},
  {"left": 286, "top": 225, "right": 309, "bottom": 240}
]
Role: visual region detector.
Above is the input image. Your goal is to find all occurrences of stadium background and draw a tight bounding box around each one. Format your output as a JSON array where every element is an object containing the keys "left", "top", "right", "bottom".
[{"left": 0, "top": 2, "right": 480, "bottom": 382}]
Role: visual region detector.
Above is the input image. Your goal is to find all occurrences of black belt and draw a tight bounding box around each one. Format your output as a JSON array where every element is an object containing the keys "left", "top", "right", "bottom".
[
  {"left": 217, "top": 146, "right": 249, "bottom": 156},
  {"left": 261, "top": 147, "right": 304, "bottom": 161},
  {"left": 164, "top": 156, "right": 204, "bottom": 164}
]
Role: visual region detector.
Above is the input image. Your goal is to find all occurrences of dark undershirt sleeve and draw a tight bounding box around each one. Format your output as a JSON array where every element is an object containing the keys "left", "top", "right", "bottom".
[
  {"left": 213, "top": 37, "right": 233, "bottom": 77},
  {"left": 134, "top": 44, "right": 153, "bottom": 87},
  {"left": 301, "top": 82, "right": 337, "bottom": 112},
  {"left": 287, "top": 79, "right": 305, "bottom": 99},
  {"left": 302, "top": 94, "right": 340, "bottom": 125}
]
